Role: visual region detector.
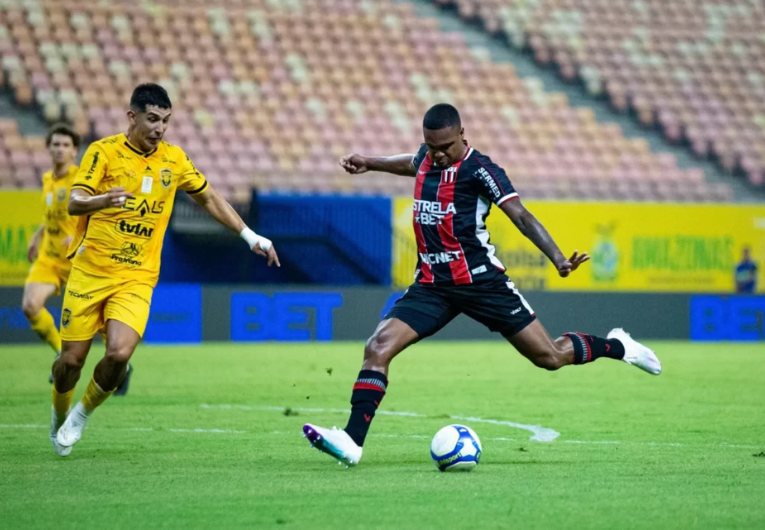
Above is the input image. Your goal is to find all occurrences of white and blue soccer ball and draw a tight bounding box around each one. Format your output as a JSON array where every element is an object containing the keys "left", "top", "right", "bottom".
[{"left": 430, "top": 424, "right": 482, "bottom": 472}]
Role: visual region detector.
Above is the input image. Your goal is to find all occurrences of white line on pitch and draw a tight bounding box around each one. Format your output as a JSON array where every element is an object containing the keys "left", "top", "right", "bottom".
[{"left": 200, "top": 404, "right": 560, "bottom": 442}]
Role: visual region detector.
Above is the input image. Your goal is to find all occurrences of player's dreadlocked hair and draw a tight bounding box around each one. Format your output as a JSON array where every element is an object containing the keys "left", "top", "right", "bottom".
[
  {"left": 45, "top": 123, "right": 81, "bottom": 148},
  {"left": 130, "top": 83, "right": 172, "bottom": 112},
  {"left": 423, "top": 103, "right": 461, "bottom": 130}
]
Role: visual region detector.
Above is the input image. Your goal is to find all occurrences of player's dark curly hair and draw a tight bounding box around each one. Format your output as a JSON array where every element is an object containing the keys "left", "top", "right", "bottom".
[
  {"left": 423, "top": 103, "right": 461, "bottom": 130},
  {"left": 130, "top": 83, "right": 172, "bottom": 112},
  {"left": 45, "top": 123, "right": 81, "bottom": 148}
]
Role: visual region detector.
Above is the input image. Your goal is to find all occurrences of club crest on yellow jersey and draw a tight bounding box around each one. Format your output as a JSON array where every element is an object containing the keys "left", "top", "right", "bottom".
[{"left": 160, "top": 168, "right": 172, "bottom": 188}]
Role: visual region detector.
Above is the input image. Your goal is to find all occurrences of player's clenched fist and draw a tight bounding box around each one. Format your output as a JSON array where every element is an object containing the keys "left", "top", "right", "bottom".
[
  {"left": 340, "top": 154, "right": 369, "bottom": 174},
  {"left": 103, "top": 187, "right": 134, "bottom": 208}
]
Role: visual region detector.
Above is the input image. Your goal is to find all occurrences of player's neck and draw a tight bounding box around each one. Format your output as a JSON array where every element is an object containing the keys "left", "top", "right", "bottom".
[
  {"left": 457, "top": 141, "right": 468, "bottom": 161},
  {"left": 52, "top": 163, "right": 70, "bottom": 179},
  {"left": 125, "top": 131, "right": 153, "bottom": 155}
]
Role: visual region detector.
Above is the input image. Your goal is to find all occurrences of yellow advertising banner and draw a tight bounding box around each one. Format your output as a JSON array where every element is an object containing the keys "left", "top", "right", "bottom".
[
  {"left": 393, "top": 199, "right": 765, "bottom": 292},
  {"left": 0, "top": 191, "right": 43, "bottom": 286}
]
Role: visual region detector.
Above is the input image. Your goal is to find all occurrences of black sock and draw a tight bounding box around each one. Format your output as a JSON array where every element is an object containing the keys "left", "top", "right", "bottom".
[
  {"left": 344, "top": 370, "right": 387, "bottom": 446},
  {"left": 564, "top": 332, "right": 625, "bottom": 364}
]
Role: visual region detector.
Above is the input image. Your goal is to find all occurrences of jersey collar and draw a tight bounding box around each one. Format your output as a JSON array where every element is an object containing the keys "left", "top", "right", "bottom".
[{"left": 123, "top": 134, "right": 158, "bottom": 157}]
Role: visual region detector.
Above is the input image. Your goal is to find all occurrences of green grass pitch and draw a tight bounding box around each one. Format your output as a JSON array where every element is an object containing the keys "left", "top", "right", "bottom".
[{"left": 1, "top": 341, "right": 763, "bottom": 529}]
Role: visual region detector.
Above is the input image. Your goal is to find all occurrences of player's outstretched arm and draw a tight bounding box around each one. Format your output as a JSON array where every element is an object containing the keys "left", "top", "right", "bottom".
[
  {"left": 189, "top": 185, "right": 280, "bottom": 267},
  {"left": 68, "top": 188, "right": 134, "bottom": 216},
  {"left": 27, "top": 225, "right": 44, "bottom": 263},
  {"left": 340, "top": 153, "right": 417, "bottom": 177},
  {"left": 500, "top": 198, "right": 590, "bottom": 278}
]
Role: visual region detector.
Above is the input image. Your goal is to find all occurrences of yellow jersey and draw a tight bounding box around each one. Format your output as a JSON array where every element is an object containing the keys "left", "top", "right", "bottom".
[
  {"left": 68, "top": 133, "right": 208, "bottom": 287},
  {"left": 40, "top": 165, "right": 78, "bottom": 263}
]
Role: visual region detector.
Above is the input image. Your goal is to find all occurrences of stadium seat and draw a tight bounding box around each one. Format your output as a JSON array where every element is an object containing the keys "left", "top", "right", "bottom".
[
  {"left": 0, "top": 0, "right": 732, "bottom": 201},
  {"left": 438, "top": 0, "right": 765, "bottom": 188}
]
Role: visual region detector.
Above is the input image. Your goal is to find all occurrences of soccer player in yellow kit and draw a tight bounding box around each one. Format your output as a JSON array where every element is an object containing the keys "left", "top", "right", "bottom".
[
  {"left": 50, "top": 84, "right": 280, "bottom": 456},
  {"left": 23, "top": 124, "right": 80, "bottom": 380}
]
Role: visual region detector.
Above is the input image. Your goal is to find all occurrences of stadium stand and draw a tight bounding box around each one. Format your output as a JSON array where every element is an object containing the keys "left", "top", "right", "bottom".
[
  {"left": 0, "top": 0, "right": 733, "bottom": 201},
  {"left": 435, "top": 0, "right": 765, "bottom": 187}
]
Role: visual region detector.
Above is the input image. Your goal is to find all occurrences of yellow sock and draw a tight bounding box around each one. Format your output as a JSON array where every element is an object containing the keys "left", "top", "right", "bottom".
[
  {"left": 28, "top": 308, "right": 62, "bottom": 354},
  {"left": 52, "top": 386, "right": 74, "bottom": 418},
  {"left": 81, "top": 377, "right": 113, "bottom": 412}
]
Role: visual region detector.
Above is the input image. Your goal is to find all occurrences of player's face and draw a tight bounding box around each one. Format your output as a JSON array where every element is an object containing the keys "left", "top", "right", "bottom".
[
  {"left": 423, "top": 126, "right": 465, "bottom": 168},
  {"left": 128, "top": 105, "right": 171, "bottom": 152},
  {"left": 47, "top": 134, "right": 76, "bottom": 167}
]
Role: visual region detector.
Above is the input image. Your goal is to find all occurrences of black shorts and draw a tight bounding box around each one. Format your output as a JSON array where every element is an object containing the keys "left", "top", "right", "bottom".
[{"left": 384, "top": 278, "right": 537, "bottom": 339}]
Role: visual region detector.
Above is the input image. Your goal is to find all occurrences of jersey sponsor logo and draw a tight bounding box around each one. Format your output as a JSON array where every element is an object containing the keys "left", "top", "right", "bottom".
[
  {"left": 61, "top": 308, "right": 71, "bottom": 327},
  {"left": 160, "top": 168, "right": 172, "bottom": 188},
  {"left": 419, "top": 251, "right": 462, "bottom": 265},
  {"left": 114, "top": 219, "right": 155, "bottom": 240},
  {"left": 110, "top": 242, "right": 143, "bottom": 266},
  {"left": 85, "top": 151, "right": 100, "bottom": 180},
  {"left": 475, "top": 167, "right": 501, "bottom": 199},
  {"left": 123, "top": 198, "right": 165, "bottom": 217},
  {"left": 414, "top": 200, "right": 456, "bottom": 226},
  {"left": 68, "top": 290, "right": 93, "bottom": 300}
]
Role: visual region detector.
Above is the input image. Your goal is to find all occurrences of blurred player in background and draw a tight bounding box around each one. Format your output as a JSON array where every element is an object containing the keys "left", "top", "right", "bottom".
[
  {"left": 735, "top": 246, "right": 757, "bottom": 293},
  {"left": 22, "top": 125, "right": 81, "bottom": 381},
  {"left": 304, "top": 103, "right": 662, "bottom": 467},
  {"left": 50, "top": 83, "right": 280, "bottom": 457}
]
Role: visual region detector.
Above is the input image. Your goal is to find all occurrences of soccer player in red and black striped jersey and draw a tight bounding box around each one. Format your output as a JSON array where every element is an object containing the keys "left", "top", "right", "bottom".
[{"left": 303, "top": 104, "right": 661, "bottom": 466}]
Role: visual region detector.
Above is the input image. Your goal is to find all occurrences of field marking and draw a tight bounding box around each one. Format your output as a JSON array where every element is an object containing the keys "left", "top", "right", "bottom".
[
  {"left": 0, "top": 424, "right": 761, "bottom": 450},
  {"left": 200, "top": 404, "right": 561, "bottom": 442}
]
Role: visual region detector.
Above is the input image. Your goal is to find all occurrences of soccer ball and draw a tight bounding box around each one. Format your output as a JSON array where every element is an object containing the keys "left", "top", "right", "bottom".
[{"left": 430, "top": 424, "right": 482, "bottom": 472}]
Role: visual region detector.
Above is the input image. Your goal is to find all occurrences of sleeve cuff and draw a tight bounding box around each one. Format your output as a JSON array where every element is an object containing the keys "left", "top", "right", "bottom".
[
  {"left": 186, "top": 180, "right": 209, "bottom": 195},
  {"left": 71, "top": 183, "right": 96, "bottom": 195},
  {"left": 496, "top": 193, "right": 519, "bottom": 206}
]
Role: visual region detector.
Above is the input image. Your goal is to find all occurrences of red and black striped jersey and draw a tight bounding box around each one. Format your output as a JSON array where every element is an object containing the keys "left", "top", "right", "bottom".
[{"left": 411, "top": 142, "right": 518, "bottom": 286}]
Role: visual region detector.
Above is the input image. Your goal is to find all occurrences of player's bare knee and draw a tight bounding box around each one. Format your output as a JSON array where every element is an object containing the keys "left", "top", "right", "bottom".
[
  {"left": 105, "top": 343, "right": 134, "bottom": 364},
  {"left": 58, "top": 351, "right": 86, "bottom": 371},
  {"left": 21, "top": 298, "right": 42, "bottom": 320}
]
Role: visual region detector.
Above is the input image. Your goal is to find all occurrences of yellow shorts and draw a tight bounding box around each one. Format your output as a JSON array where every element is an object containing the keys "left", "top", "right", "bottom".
[
  {"left": 26, "top": 256, "right": 71, "bottom": 294},
  {"left": 60, "top": 267, "right": 154, "bottom": 341}
]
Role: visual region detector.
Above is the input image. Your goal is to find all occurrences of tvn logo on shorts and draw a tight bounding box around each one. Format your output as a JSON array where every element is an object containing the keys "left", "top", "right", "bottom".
[
  {"left": 114, "top": 219, "right": 155, "bottom": 240},
  {"left": 110, "top": 242, "right": 143, "bottom": 267}
]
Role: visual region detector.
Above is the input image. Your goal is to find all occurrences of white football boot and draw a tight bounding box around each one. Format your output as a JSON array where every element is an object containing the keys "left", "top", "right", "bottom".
[
  {"left": 56, "top": 402, "right": 91, "bottom": 448},
  {"left": 303, "top": 424, "right": 362, "bottom": 467},
  {"left": 50, "top": 407, "right": 71, "bottom": 457},
  {"left": 608, "top": 328, "right": 662, "bottom": 375}
]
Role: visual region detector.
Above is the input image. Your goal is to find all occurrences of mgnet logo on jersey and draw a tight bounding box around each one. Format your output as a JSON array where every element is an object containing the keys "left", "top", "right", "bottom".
[
  {"left": 419, "top": 250, "right": 463, "bottom": 265},
  {"left": 414, "top": 200, "right": 456, "bottom": 226}
]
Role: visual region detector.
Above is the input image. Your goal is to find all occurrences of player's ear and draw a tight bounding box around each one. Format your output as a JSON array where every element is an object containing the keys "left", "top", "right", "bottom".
[
  {"left": 127, "top": 109, "right": 137, "bottom": 126},
  {"left": 459, "top": 127, "right": 465, "bottom": 138}
]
